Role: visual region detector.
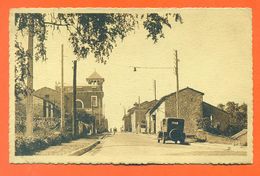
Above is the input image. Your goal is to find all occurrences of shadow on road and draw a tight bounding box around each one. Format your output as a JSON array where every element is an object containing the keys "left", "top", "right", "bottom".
[{"left": 163, "top": 142, "right": 190, "bottom": 145}]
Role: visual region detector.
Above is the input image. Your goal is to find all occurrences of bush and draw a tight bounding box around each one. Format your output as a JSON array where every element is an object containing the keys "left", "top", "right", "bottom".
[{"left": 15, "top": 133, "right": 73, "bottom": 156}]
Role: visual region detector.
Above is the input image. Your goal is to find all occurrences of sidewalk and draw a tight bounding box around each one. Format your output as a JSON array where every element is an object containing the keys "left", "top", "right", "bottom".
[{"left": 35, "top": 134, "right": 106, "bottom": 156}]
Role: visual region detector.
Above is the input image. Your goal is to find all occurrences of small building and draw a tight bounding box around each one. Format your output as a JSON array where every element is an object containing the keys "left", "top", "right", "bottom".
[
  {"left": 32, "top": 87, "right": 64, "bottom": 118},
  {"left": 231, "top": 129, "right": 247, "bottom": 146},
  {"left": 146, "top": 87, "right": 231, "bottom": 136},
  {"left": 122, "top": 114, "right": 132, "bottom": 132},
  {"left": 125, "top": 100, "right": 157, "bottom": 133}
]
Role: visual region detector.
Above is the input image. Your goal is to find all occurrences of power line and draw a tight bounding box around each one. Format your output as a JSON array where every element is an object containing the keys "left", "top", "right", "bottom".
[
  {"left": 107, "top": 63, "right": 174, "bottom": 70},
  {"left": 130, "top": 66, "right": 174, "bottom": 70}
]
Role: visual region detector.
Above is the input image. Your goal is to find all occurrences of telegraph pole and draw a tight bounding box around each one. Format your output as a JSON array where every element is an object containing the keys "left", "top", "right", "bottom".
[
  {"left": 154, "top": 80, "right": 157, "bottom": 100},
  {"left": 72, "top": 60, "right": 78, "bottom": 137},
  {"left": 174, "top": 50, "right": 180, "bottom": 118},
  {"left": 60, "top": 44, "right": 65, "bottom": 133},
  {"left": 138, "top": 96, "right": 141, "bottom": 108}
]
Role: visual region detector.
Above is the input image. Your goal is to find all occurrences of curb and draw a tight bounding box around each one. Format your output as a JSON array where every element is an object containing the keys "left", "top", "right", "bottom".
[{"left": 68, "top": 140, "right": 100, "bottom": 156}]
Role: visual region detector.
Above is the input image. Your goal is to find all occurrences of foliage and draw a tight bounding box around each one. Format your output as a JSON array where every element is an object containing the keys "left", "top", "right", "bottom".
[
  {"left": 197, "top": 117, "right": 221, "bottom": 135},
  {"left": 14, "top": 12, "right": 183, "bottom": 99},
  {"left": 15, "top": 133, "right": 73, "bottom": 155},
  {"left": 197, "top": 117, "right": 211, "bottom": 131},
  {"left": 216, "top": 102, "right": 247, "bottom": 136},
  {"left": 77, "top": 109, "right": 95, "bottom": 124},
  {"left": 198, "top": 102, "right": 247, "bottom": 136},
  {"left": 15, "top": 102, "right": 26, "bottom": 133},
  {"left": 221, "top": 102, "right": 247, "bottom": 136}
]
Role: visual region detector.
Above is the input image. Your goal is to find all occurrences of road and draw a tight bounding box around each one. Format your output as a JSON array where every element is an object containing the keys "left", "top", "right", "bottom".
[{"left": 80, "top": 132, "right": 249, "bottom": 164}]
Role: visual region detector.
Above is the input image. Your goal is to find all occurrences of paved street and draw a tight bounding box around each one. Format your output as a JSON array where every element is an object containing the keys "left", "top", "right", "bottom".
[{"left": 80, "top": 132, "right": 248, "bottom": 164}]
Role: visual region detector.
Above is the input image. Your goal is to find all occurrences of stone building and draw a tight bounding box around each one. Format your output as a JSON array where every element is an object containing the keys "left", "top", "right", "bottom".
[{"left": 146, "top": 87, "right": 230, "bottom": 136}]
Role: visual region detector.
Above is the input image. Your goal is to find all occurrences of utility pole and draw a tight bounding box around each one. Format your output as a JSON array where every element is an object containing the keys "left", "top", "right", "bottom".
[
  {"left": 72, "top": 60, "right": 78, "bottom": 137},
  {"left": 25, "top": 28, "right": 34, "bottom": 136},
  {"left": 60, "top": 44, "right": 65, "bottom": 133},
  {"left": 123, "top": 106, "right": 126, "bottom": 116},
  {"left": 174, "top": 50, "right": 180, "bottom": 118},
  {"left": 154, "top": 80, "right": 157, "bottom": 100},
  {"left": 138, "top": 96, "right": 141, "bottom": 108}
]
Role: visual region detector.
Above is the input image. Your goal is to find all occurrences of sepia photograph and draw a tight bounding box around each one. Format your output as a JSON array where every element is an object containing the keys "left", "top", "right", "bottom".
[{"left": 9, "top": 8, "right": 252, "bottom": 164}]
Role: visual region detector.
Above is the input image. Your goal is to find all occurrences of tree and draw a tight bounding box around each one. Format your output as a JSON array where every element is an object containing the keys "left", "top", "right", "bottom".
[
  {"left": 217, "top": 103, "right": 225, "bottom": 110},
  {"left": 218, "top": 101, "right": 247, "bottom": 136},
  {"left": 14, "top": 12, "right": 183, "bottom": 135},
  {"left": 15, "top": 12, "right": 182, "bottom": 99}
]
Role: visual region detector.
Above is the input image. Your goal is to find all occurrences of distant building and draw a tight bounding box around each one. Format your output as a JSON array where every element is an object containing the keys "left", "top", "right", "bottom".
[
  {"left": 146, "top": 87, "right": 231, "bottom": 136},
  {"left": 31, "top": 87, "right": 64, "bottom": 118},
  {"left": 20, "top": 71, "right": 108, "bottom": 133},
  {"left": 122, "top": 114, "right": 132, "bottom": 132},
  {"left": 123, "top": 100, "right": 157, "bottom": 133}
]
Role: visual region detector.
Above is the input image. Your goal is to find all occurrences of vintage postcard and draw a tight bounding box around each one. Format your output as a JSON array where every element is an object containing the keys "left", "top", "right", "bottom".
[{"left": 9, "top": 8, "right": 252, "bottom": 164}]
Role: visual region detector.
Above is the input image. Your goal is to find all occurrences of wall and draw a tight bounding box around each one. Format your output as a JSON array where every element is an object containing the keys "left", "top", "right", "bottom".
[
  {"left": 233, "top": 133, "right": 247, "bottom": 146},
  {"left": 203, "top": 102, "right": 230, "bottom": 133},
  {"left": 131, "top": 112, "right": 136, "bottom": 133},
  {"left": 154, "top": 102, "right": 165, "bottom": 134},
  {"left": 145, "top": 113, "right": 151, "bottom": 133},
  {"left": 164, "top": 89, "right": 203, "bottom": 135},
  {"left": 124, "top": 116, "right": 132, "bottom": 132},
  {"left": 65, "top": 91, "right": 103, "bottom": 114}
]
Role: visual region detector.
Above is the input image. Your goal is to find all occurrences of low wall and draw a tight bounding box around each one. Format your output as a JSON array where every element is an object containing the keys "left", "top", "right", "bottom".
[
  {"left": 206, "top": 133, "right": 234, "bottom": 145},
  {"left": 196, "top": 130, "right": 234, "bottom": 145}
]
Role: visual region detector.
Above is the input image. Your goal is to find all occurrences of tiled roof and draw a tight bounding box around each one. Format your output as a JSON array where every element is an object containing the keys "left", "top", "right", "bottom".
[
  {"left": 33, "top": 87, "right": 62, "bottom": 106},
  {"left": 127, "top": 100, "right": 158, "bottom": 116},
  {"left": 202, "top": 102, "right": 230, "bottom": 115},
  {"left": 87, "top": 71, "right": 103, "bottom": 79},
  {"left": 147, "top": 87, "right": 204, "bottom": 115}
]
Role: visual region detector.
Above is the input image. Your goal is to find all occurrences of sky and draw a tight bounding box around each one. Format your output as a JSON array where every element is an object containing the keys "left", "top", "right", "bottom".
[{"left": 13, "top": 8, "right": 252, "bottom": 129}]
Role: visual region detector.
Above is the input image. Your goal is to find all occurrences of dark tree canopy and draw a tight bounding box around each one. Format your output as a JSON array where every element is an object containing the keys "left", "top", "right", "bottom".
[{"left": 14, "top": 12, "right": 183, "bottom": 100}]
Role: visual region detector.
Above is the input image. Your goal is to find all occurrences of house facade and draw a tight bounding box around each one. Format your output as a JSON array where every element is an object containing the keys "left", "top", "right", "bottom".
[{"left": 146, "top": 87, "right": 231, "bottom": 136}]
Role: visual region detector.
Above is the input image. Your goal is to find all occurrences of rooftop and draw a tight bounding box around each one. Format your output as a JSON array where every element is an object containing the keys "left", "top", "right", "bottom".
[{"left": 87, "top": 71, "right": 104, "bottom": 79}]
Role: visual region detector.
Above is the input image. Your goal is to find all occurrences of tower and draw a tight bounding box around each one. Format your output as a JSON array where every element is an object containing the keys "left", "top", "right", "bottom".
[
  {"left": 86, "top": 71, "right": 105, "bottom": 133},
  {"left": 86, "top": 71, "right": 105, "bottom": 90}
]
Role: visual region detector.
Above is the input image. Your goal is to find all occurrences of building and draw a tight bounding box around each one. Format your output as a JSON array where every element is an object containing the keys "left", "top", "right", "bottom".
[
  {"left": 20, "top": 71, "right": 108, "bottom": 133},
  {"left": 146, "top": 87, "right": 230, "bottom": 136},
  {"left": 32, "top": 87, "right": 64, "bottom": 118},
  {"left": 231, "top": 129, "right": 247, "bottom": 146},
  {"left": 123, "top": 100, "right": 157, "bottom": 133},
  {"left": 56, "top": 71, "right": 106, "bottom": 132},
  {"left": 122, "top": 114, "right": 132, "bottom": 132}
]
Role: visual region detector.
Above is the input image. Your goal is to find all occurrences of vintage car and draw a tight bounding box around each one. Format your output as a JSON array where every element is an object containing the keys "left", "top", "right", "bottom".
[{"left": 157, "top": 117, "right": 186, "bottom": 144}]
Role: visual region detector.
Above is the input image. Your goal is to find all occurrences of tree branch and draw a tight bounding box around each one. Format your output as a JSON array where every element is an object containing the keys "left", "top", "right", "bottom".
[{"left": 44, "top": 21, "right": 69, "bottom": 27}]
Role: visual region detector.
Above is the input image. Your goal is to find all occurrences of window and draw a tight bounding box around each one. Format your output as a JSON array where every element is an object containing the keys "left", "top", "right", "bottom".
[
  {"left": 91, "top": 96, "right": 97, "bottom": 107},
  {"left": 76, "top": 99, "right": 84, "bottom": 109}
]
